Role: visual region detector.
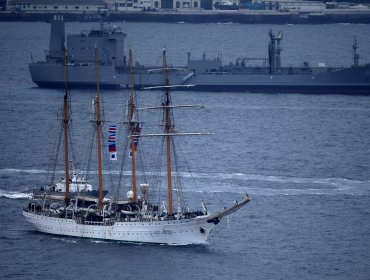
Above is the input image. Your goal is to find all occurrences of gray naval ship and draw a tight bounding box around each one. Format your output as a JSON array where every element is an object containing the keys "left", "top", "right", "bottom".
[{"left": 29, "top": 15, "right": 370, "bottom": 94}]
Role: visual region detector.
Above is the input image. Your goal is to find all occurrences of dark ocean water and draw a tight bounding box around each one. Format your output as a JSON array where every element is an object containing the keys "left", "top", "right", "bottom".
[{"left": 1, "top": 21, "right": 370, "bottom": 280}]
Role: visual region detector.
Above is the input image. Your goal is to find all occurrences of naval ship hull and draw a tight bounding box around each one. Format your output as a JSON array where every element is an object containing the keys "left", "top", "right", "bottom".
[
  {"left": 28, "top": 16, "right": 370, "bottom": 94},
  {"left": 187, "top": 65, "right": 370, "bottom": 94},
  {"left": 23, "top": 195, "right": 251, "bottom": 245},
  {"left": 30, "top": 62, "right": 370, "bottom": 94},
  {"left": 29, "top": 62, "right": 191, "bottom": 90},
  {"left": 23, "top": 210, "right": 215, "bottom": 245}
]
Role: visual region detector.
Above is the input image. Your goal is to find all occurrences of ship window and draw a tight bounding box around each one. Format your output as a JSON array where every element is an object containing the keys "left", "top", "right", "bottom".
[
  {"left": 54, "top": 6, "right": 58, "bottom": 9},
  {"left": 75, "top": 6, "right": 79, "bottom": 9}
]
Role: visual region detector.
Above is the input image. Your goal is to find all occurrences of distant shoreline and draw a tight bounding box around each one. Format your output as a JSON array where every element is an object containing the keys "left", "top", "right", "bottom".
[{"left": 1, "top": 11, "right": 370, "bottom": 24}]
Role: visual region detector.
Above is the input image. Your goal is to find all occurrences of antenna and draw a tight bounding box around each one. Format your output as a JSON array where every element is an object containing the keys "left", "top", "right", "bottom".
[
  {"left": 276, "top": 31, "right": 283, "bottom": 70},
  {"left": 353, "top": 36, "right": 360, "bottom": 67}
]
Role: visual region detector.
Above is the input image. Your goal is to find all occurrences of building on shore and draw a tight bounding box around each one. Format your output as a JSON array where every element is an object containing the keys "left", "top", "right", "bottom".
[
  {"left": 112, "top": 0, "right": 161, "bottom": 11},
  {"left": 239, "top": 0, "right": 325, "bottom": 13},
  {"left": 113, "top": 0, "right": 203, "bottom": 11},
  {"left": 5, "top": 0, "right": 237, "bottom": 11},
  {"left": 270, "top": 0, "right": 325, "bottom": 13},
  {"left": 109, "top": 0, "right": 202, "bottom": 11},
  {"left": 7, "top": 0, "right": 204, "bottom": 11},
  {"left": 8, "top": 0, "right": 108, "bottom": 12},
  {"left": 4, "top": 0, "right": 369, "bottom": 13}
]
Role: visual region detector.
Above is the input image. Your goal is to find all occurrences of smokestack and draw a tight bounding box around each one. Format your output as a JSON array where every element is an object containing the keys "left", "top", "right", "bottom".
[{"left": 49, "top": 15, "right": 65, "bottom": 59}]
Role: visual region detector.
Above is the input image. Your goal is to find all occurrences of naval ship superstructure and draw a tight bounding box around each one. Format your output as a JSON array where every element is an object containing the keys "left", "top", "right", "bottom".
[
  {"left": 29, "top": 15, "right": 189, "bottom": 90},
  {"left": 29, "top": 15, "right": 370, "bottom": 93},
  {"left": 186, "top": 32, "right": 370, "bottom": 93}
]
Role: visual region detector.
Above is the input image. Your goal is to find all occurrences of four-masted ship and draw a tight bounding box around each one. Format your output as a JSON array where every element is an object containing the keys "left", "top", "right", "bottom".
[{"left": 23, "top": 48, "right": 251, "bottom": 245}]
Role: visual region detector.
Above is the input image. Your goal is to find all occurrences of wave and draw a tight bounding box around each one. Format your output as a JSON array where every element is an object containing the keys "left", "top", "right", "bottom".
[
  {"left": 182, "top": 173, "right": 370, "bottom": 196},
  {"left": 1, "top": 184, "right": 367, "bottom": 200},
  {"left": 0, "top": 190, "right": 31, "bottom": 199},
  {"left": 178, "top": 171, "right": 369, "bottom": 188},
  {"left": 52, "top": 237, "right": 78, "bottom": 244},
  {"left": 0, "top": 168, "right": 51, "bottom": 175},
  {"left": 90, "top": 240, "right": 112, "bottom": 244},
  {"left": 2, "top": 168, "right": 365, "bottom": 184},
  {"left": 209, "top": 103, "right": 370, "bottom": 112},
  {"left": 0, "top": 168, "right": 130, "bottom": 176},
  {"left": 1, "top": 168, "right": 369, "bottom": 196}
]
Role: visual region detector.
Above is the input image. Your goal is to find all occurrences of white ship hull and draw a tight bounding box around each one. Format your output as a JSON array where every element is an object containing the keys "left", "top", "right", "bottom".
[{"left": 23, "top": 211, "right": 216, "bottom": 245}]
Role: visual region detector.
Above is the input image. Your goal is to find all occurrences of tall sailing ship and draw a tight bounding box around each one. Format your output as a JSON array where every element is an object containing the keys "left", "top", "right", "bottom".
[{"left": 23, "top": 48, "right": 251, "bottom": 245}]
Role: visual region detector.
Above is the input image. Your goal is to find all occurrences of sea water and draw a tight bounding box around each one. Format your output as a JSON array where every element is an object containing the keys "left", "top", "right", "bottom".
[{"left": 0, "top": 21, "right": 370, "bottom": 280}]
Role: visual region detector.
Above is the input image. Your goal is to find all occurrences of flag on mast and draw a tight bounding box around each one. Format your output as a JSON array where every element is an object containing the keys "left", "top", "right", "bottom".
[
  {"left": 108, "top": 125, "right": 117, "bottom": 134},
  {"left": 108, "top": 125, "right": 117, "bottom": 160}
]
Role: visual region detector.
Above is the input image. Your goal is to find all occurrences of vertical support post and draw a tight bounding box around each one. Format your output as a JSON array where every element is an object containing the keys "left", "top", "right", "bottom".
[
  {"left": 163, "top": 49, "right": 173, "bottom": 215},
  {"left": 95, "top": 48, "right": 104, "bottom": 209},
  {"left": 63, "top": 48, "right": 70, "bottom": 206}
]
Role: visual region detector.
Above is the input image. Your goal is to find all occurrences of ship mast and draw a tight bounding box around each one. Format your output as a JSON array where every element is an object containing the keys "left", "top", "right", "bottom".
[
  {"left": 140, "top": 50, "right": 207, "bottom": 215},
  {"left": 128, "top": 49, "right": 138, "bottom": 203},
  {"left": 95, "top": 48, "right": 104, "bottom": 208},
  {"left": 63, "top": 47, "right": 70, "bottom": 206},
  {"left": 163, "top": 49, "right": 173, "bottom": 215}
]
